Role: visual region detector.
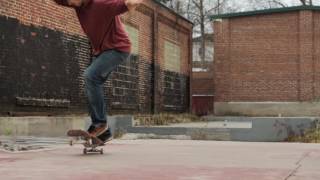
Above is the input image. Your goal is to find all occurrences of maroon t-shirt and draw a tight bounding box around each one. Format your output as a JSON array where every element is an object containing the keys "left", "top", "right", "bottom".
[{"left": 76, "top": 0, "right": 131, "bottom": 55}]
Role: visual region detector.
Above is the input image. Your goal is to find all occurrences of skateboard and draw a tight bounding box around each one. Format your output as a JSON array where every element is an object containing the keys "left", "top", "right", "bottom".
[{"left": 67, "top": 129, "right": 104, "bottom": 154}]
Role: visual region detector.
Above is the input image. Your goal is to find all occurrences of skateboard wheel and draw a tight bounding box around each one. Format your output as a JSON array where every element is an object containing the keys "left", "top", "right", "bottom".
[
  {"left": 100, "top": 148, "right": 103, "bottom": 154},
  {"left": 83, "top": 148, "right": 87, "bottom": 154}
]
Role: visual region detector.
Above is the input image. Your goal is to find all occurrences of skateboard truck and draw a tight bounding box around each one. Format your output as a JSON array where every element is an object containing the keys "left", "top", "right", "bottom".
[{"left": 83, "top": 147, "right": 104, "bottom": 154}]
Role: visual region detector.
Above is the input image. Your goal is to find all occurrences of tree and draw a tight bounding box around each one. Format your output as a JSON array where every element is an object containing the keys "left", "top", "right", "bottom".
[
  {"left": 188, "top": 0, "right": 229, "bottom": 67},
  {"left": 248, "top": 0, "right": 287, "bottom": 9},
  {"left": 156, "top": 0, "right": 184, "bottom": 14},
  {"left": 157, "top": 0, "right": 225, "bottom": 66},
  {"left": 299, "top": 0, "right": 313, "bottom": 6},
  {"left": 248, "top": 0, "right": 314, "bottom": 9}
]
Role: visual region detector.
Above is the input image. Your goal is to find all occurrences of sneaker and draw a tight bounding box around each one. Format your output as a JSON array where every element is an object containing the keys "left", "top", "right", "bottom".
[
  {"left": 88, "top": 123, "right": 107, "bottom": 137},
  {"left": 87, "top": 125, "right": 96, "bottom": 134},
  {"left": 97, "top": 128, "right": 113, "bottom": 144}
]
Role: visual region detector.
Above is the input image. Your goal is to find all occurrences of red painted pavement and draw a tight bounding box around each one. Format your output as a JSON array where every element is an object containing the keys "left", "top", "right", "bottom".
[{"left": 0, "top": 140, "right": 319, "bottom": 180}]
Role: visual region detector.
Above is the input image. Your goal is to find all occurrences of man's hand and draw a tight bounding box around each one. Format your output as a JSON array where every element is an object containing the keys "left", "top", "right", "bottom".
[{"left": 125, "top": 0, "right": 144, "bottom": 11}]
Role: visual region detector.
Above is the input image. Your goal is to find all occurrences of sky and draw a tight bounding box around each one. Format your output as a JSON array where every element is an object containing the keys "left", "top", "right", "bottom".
[
  {"left": 229, "top": 0, "right": 320, "bottom": 12},
  {"left": 183, "top": 0, "right": 320, "bottom": 36},
  {"left": 271, "top": 0, "right": 319, "bottom": 6},
  {"left": 283, "top": 0, "right": 301, "bottom": 5}
]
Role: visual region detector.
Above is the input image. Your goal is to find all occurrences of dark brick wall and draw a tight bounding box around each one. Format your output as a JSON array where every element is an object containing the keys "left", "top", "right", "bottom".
[
  {"left": 0, "top": 16, "right": 18, "bottom": 105},
  {"left": 0, "top": 16, "right": 155, "bottom": 114},
  {"left": 162, "top": 71, "right": 189, "bottom": 112},
  {"left": 0, "top": 0, "right": 192, "bottom": 115},
  {"left": 0, "top": 16, "right": 90, "bottom": 113},
  {"left": 106, "top": 55, "right": 144, "bottom": 112}
]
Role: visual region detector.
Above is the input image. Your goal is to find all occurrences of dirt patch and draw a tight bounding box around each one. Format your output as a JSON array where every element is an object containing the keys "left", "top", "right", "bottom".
[
  {"left": 0, "top": 142, "right": 45, "bottom": 152},
  {"left": 0, "top": 137, "right": 67, "bottom": 152},
  {"left": 287, "top": 120, "right": 320, "bottom": 143}
]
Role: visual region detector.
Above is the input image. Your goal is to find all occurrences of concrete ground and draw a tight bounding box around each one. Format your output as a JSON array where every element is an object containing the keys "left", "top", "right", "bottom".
[{"left": 1, "top": 139, "right": 320, "bottom": 180}]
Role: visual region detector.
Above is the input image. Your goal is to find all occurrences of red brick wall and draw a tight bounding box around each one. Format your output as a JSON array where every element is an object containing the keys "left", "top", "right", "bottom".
[
  {"left": 0, "top": 0, "right": 192, "bottom": 114},
  {"left": 0, "top": 0, "right": 83, "bottom": 35},
  {"left": 192, "top": 72, "right": 214, "bottom": 95},
  {"left": 314, "top": 12, "right": 320, "bottom": 100},
  {"left": 213, "top": 10, "right": 318, "bottom": 102}
]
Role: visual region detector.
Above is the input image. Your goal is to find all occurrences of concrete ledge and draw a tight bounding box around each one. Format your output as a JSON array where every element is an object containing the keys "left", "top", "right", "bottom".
[
  {"left": 214, "top": 102, "right": 320, "bottom": 116},
  {"left": 127, "top": 127, "right": 231, "bottom": 141},
  {"left": 0, "top": 116, "right": 85, "bottom": 137},
  {"left": 207, "top": 116, "right": 318, "bottom": 141},
  {"left": 127, "top": 117, "right": 317, "bottom": 142},
  {"left": 0, "top": 116, "right": 133, "bottom": 137},
  {"left": 0, "top": 116, "right": 317, "bottom": 142},
  {"left": 229, "top": 117, "right": 316, "bottom": 141}
]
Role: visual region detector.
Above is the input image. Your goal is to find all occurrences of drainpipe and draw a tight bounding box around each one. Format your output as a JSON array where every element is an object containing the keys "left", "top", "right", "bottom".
[
  {"left": 189, "top": 27, "right": 193, "bottom": 113},
  {"left": 152, "top": 7, "right": 159, "bottom": 114}
]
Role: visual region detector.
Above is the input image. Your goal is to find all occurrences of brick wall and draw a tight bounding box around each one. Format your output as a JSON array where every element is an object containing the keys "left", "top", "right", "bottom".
[
  {"left": 0, "top": 0, "right": 192, "bottom": 115},
  {"left": 314, "top": 12, "right": 320, "bottom": 100},
  {"left": 212, "top": 8, "right": 320, "bottom": 116},
  {"left": 192, "top": 71, "right": 214, "bottom": 95},
  {"left": 213, "top": 10, "right": 319, "bottom": 102},
  {"left": 191, "top": 71, "right": 214, "bottom": 115}
]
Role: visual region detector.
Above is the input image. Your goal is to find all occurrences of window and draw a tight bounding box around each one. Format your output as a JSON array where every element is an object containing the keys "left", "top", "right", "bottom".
[
  {"left": 124, "top": 24, "right": 139, "bottom": 54},
  {"left": 164, "top": 41, "right": 181, "bottom": 72}
]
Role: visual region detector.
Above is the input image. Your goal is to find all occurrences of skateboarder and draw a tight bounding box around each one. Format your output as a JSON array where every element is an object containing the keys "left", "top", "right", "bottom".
[{"left": 54, "top": 0, "right": 143, "bottom": 143}]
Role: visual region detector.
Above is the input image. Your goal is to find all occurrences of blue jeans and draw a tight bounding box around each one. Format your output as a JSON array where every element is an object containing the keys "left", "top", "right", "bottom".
[{"left": 84, "top": 50, "right": 130, "bottom": 126}]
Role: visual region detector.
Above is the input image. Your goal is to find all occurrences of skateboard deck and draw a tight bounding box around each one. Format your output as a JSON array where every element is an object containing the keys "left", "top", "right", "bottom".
[{"left": 67, "top": 129, "right": 104, "bottom": 154}]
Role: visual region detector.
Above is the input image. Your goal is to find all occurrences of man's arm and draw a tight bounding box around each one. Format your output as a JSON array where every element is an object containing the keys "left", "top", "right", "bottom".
[{"left": 125, "top": 0, "right": 144, "bottom": 11}]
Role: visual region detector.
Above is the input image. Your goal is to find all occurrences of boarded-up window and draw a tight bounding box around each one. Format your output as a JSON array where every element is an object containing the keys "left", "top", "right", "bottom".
[
  {"left": 125, "top": 24, "right": 139, "bottom": 54},
  {"left": 164, "top": 41, "right": 181, "bottom": 72}
]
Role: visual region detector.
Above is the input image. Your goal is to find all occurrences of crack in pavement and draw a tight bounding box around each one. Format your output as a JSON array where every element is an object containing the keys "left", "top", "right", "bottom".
[{"left": 284, "top": 151, "right": 311, "bottom": 180}]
